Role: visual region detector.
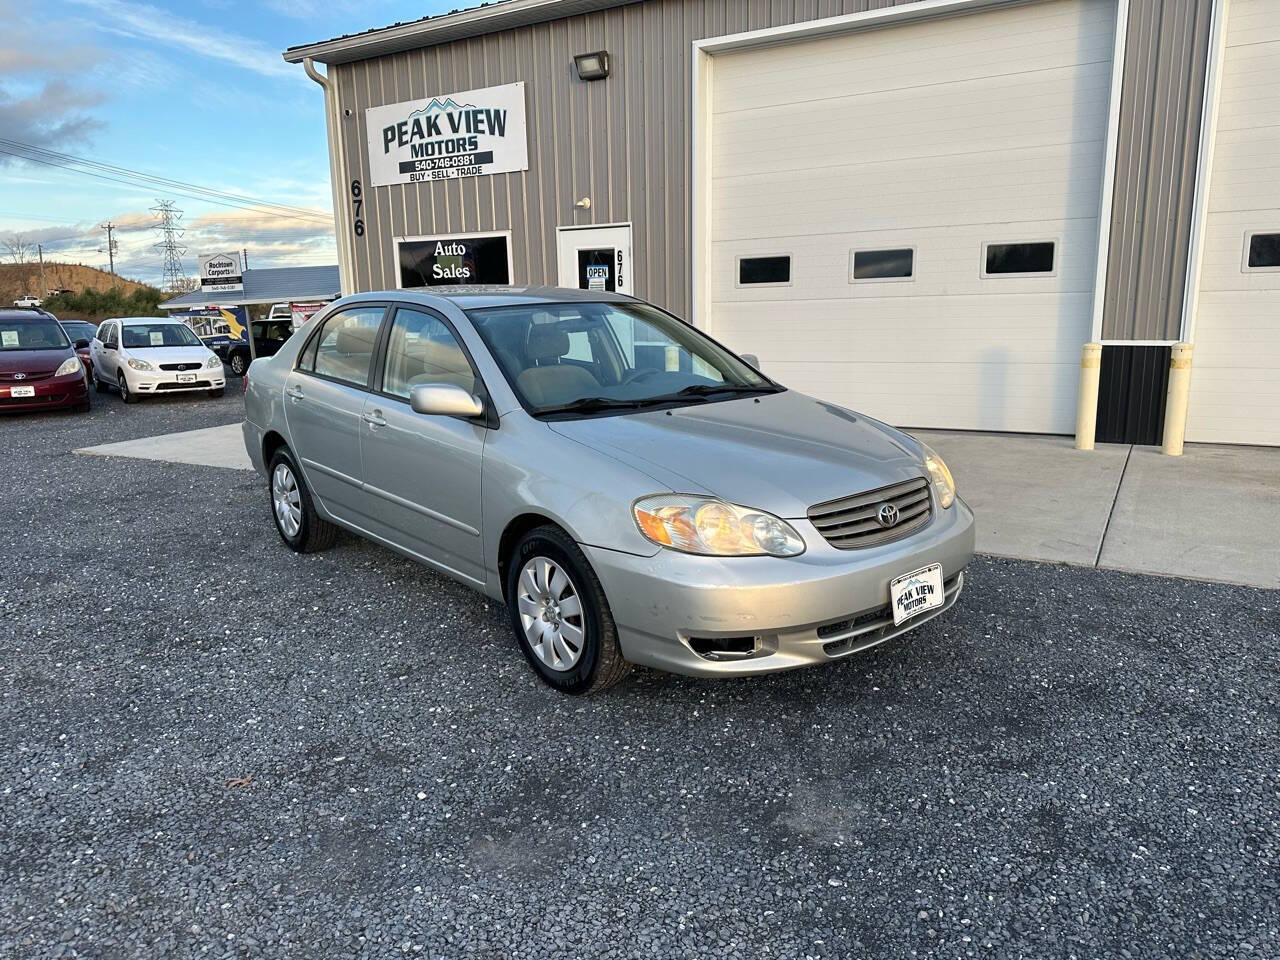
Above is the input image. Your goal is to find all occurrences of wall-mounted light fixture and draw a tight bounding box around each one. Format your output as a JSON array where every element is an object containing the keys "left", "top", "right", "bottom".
[
  {"left": 573, "top": 51, "right": 611, "bottom": 81},
  {"left": 575, "top": 197, "right": 592, "bottom": 210}
]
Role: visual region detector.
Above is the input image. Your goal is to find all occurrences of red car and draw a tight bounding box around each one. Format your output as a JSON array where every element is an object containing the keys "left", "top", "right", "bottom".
[
  {"left": 0, "top": 310, "right": 90, "bottom": 413},
  {"left": 59, "top": 319, "right": 99, "bottom": 382}
]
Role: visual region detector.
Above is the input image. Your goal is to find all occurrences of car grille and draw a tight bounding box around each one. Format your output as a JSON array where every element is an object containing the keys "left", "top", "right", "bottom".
[
  {"left": 160, "top": 362, "right": 202, "bottom": 371},
  {"left": 807, "top": 477, "right": 933, "bottom": 549},
  {"left": 156, "top": 380, "right": 212, "bottom": 390},
  {"left": 1, "top": 392, "right": 67, "bottom": 406},
  {"left": 0, "top": 370, "right": 53, "bottom": 382}
]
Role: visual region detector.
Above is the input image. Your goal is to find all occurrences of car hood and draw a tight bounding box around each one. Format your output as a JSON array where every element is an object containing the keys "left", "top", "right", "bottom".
[
  {"left": 124, "top": 346, "right": 214, "bottom": 363},
  {"left": 547, "top": 390, "right": 927, "bottom": 518},
  {"left": 0, "top": 347, "right": 72, "bottom": 374}
]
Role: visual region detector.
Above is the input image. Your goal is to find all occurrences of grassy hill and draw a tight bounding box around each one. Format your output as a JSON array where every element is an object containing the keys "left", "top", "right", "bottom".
[
  {"left": 1, "top": 262, "right": 151, "bottom": 303},
  {"left": 1, "top": 262, "right": 162, "bottom": 322}
]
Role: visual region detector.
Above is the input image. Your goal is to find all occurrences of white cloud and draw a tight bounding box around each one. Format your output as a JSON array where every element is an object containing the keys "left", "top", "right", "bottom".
[
  {"left": 69, "top": 0, "right": 299, "bottom": 79},
  {"left": 0, "top": 80, "right": 106, "bottom": 154}
]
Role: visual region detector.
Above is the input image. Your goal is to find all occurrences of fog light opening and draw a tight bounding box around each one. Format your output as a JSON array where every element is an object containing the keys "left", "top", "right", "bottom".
[{"left": 687, "top": 635, "right": 761, "bottom": 661}]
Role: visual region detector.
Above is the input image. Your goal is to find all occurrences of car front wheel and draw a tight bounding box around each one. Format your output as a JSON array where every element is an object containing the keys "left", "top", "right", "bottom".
[
  {"left": 118, "top": 371, "right": 138, "bottom": 404},
  {"left": 506, "top": 525, "right": 631, "bottom": 695},
  {"left": 267, "top": 447, "right": 337, "bottom": 553}
]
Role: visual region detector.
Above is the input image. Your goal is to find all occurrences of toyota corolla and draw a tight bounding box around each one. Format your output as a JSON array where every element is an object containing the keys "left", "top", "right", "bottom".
[{"left": 243, "top": 288, "right": 974, "bottom": 694}]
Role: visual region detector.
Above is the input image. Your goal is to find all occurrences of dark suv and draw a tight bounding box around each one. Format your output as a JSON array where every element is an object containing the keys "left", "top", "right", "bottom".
[
  {"left": 226, "top": 320, "right": 291, "bottom": 376},
  {"left": 0, "top": 309, "right": 90, "bottom": 414}
]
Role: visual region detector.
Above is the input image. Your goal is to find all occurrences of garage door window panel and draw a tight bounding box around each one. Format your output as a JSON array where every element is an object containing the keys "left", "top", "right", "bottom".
[
  {"left": 737, "top": 256, "right": 791, "bottom": 287},
  {"left": 307, "top": 307, "right": 385, "bottom": 388},
  {"left": 1244, "top": 232, "right": 1280, "bottom": 271},
  {"left": 982, "top": 241, "right": 1057, "bottom": 277},
  {"left": 851, "top": 248, "right": 916, "bottom": 282}
]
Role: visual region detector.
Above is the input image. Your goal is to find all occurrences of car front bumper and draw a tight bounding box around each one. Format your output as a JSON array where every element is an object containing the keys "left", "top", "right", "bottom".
[
  {"left": 126, "top": 367, "right": 226, "bottom": 394},
  {"left": 583, "top": 496, "right": 976, "bottom": 677},
  {"left": 0, "top": 372, "right": 88, "bottom": 413}
]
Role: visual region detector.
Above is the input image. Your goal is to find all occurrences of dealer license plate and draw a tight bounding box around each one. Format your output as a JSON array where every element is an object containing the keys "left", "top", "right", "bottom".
[
  {"left": 176, "top": 373, "right": 196, "bottom": 384},
  {"left": 10, "top": 385, "right": 35, "bottom": 398},
  {"left": 889, "top": 563, "right": 945, "bottom": 626}
]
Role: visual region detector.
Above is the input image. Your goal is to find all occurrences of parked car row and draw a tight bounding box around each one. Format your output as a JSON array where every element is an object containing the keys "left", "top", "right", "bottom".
[{"left": 0, "top": 309, "right": 228, "bottom": 414}]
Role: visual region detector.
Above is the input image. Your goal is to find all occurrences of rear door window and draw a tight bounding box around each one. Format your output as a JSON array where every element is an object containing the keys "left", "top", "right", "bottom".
[{"left": 306, "top": 307, "right": 385, "bottom": 388}]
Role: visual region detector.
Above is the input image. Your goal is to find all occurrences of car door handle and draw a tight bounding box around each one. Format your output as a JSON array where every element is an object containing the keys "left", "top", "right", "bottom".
[
  {"left": 286, "top": 385, "right": 304, "bottom": 401},
  {"left": 362, "top": 410, "right": 386, "bottom": 428}
]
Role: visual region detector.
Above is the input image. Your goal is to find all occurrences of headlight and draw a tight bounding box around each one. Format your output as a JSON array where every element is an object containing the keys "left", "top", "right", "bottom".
[
  {"left": 205, "top": 354, "right": 222, "bottom": 369},
  {"left": 54, "top": 356, "right": 82, "bottom": 377},
  {"left": 919, "top": 442, "right": 956, "bottom": 509},
  {"left": 633, "top": 495, "right": 805, "bottom": 557},
  {"left": 127, "top": 358, "right": 154, "bottom": 372}
]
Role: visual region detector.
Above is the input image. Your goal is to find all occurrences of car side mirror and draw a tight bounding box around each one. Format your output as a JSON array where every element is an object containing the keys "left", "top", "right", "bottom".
[
  {"left": 74, "top": 338, "right": 89, "bottom": 349},
  {"left": 410, "top": 382, "right": 485, "bottom": 419},
  {"left": 740, "top": 353, "right": 761, "bottom": 370}
]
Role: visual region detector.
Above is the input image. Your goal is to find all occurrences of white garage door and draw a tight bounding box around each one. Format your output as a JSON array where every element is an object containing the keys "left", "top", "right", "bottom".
[
  {"left": 1186, "top": 0, "right": 1280, "bottom": 446},
  {"left": 707, "top": 0, "right": 1115, "bottom": 433}
]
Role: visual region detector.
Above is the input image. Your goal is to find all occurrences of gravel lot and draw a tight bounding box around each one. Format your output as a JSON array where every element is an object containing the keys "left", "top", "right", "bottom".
[{"left": 2, "top": 390, "right": 1278, "bottom": 960}]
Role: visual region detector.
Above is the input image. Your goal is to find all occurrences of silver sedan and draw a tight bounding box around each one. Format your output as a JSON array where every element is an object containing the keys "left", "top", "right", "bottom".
[{"left": 243, "top": 288, "right": 974, "bottom": 694}]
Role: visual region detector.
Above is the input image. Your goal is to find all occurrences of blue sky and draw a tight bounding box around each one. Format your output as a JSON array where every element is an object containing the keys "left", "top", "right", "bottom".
[{"left": 0, "top": 0, "right": 458, "bottom": 284}]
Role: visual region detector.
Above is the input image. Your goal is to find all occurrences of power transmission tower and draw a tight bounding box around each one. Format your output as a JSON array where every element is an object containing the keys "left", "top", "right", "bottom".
[
  {"left": 151, "top": 200, "right": 188, "bottom": 292},
  {"left": 99, "top": 222, "right": 118, "bottom": 274}
]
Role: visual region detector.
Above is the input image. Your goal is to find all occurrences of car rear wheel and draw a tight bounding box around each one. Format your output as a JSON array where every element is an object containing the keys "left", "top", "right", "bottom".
[
  {"left": 268, "top": 447, "right": 337, "bottom": 553},
  {"left": 229, "top": 353, "right": 248, "bottom": 376},
  {"left": 505, "top": 525, "right": 631, "bottom": 695},
  {"left": 118, "top": 371, "right": 138, "bottom": 404},
  {"left": 93, "top": 369, "right": 108, "bottom": 393}
]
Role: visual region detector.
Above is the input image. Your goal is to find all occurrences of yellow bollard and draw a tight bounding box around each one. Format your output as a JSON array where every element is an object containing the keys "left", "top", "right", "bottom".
[
  {"left": 1162, "top": 342, "right": 1194, "bottom": 456},
  {"left": 1074, "top": 342, "right": 1102, "bottom": 450}
]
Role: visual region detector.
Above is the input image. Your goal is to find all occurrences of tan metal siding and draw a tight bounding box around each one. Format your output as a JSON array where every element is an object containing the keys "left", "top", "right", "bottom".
[
  {"left": 330, "top": 0, "right": 1209, "bottom": 339},
  {"left": 1102, "top": 0, "right": 1213, "bottom": 340}
]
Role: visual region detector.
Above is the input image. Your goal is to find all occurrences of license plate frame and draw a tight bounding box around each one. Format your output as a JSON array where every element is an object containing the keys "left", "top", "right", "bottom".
[
  {"left": 176, "top": 373, "right": 196, "bottom": 384},
  {"left": 889, "top": 563, "right": 945, "bottom": 626}
]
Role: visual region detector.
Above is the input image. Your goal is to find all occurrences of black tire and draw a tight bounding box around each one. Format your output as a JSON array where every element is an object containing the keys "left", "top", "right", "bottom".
[
  {"left": 93, "top": 370, "right": 108, "bottom": 393},
  {"left": 208, "top": 388, "right": 225, "bottom": 398},
  {"left": 118, "top": 370, "right": 139, "bottom": 404},
  {"left": 267, "top": 447, "right": 338, "bottom": 553},
  {"left": 505, "top": 525, "right": 631, "bottom": 695},
  {"left": 229, "top": 353, "right": 248, "bottom": 376}
]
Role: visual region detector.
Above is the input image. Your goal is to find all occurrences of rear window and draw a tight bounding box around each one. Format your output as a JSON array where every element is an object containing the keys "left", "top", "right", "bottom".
[{"left": 0, "top": 318, "right": 69, "bottom": 351}]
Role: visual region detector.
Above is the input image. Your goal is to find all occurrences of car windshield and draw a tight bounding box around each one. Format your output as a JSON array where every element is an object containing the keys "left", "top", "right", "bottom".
[
  {"left": 122, "top": 323, "right": 201, "bottom": 348},
  {"left": 62, "top": 322, "right": 97, "bottom": 341},
  {"left": 466, "top": 301, "right": 779, "bottom": 417},
  {"left": 0, "top": 317, "right": 70, "bottom": 351}
]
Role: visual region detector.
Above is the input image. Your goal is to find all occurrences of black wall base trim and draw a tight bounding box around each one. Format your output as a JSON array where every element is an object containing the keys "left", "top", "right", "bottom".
[{"left": 1096, "top": 345, "right": 1170, "bottom": 445}]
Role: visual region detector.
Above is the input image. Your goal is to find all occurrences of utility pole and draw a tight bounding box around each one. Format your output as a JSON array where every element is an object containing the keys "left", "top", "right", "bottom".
[
  {"left": 242, "top": 247, "right": 249, "bottom": 270},
  {"left": 37, "top": 243, "right": 47, "bottom": 297},
  {"left": 99, "top": 221, "right": 118, "bottom": 274}
]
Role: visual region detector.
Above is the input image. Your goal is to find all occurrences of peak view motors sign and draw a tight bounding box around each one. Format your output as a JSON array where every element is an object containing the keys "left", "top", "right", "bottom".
[{"left": 366, "top": 82, "right": 528, "bottom": 188}]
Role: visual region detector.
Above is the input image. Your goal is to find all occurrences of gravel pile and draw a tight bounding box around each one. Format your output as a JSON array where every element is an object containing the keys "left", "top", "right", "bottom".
[{"left": 1, "top": 393, "right": 1277, "bottom": 958}]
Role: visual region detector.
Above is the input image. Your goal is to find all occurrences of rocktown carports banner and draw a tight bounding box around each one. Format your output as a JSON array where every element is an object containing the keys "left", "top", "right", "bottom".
[{"left": 365, "top": 82, "right": 528, "bottom": 187}]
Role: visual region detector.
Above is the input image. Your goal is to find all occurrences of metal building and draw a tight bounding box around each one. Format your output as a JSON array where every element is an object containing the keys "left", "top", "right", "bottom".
[{"left": 283, "top": 0, "right": 1277, "bottom": 447}]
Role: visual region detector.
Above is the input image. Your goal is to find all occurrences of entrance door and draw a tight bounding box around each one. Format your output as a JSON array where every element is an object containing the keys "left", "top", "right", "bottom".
[{"left": 556, "top": 224, "right": 632, "bottom": 294}]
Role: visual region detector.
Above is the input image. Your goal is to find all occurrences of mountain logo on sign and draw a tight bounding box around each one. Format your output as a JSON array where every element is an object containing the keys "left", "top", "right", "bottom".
[{"left": 408, "top": 98, "right": 475, "bottom": 120}]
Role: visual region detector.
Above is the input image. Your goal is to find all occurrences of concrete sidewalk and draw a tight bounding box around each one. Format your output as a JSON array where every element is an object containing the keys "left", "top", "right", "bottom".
[
  {"left": 916, "top": 430, "right": 1280, "bottom": 590},
  {"left": 75, "top": 421, "right": 1279, "bottom": 589}
]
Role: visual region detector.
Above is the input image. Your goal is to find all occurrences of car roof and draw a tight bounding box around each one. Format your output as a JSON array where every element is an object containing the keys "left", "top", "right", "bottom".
[
  {"left": 339, "top": 285, "right": 637, "bottom": 312},
  {"left": 0, "top": 309, "right": 57, "bottom": 321},
  {"left": 113, "top": 316, "right": 186, "bottom": 325}
]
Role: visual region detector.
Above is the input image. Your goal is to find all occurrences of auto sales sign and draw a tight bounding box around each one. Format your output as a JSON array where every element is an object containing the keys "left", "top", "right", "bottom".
[{"left": 366, "top": 82, "right": 528, "bottom": 188}]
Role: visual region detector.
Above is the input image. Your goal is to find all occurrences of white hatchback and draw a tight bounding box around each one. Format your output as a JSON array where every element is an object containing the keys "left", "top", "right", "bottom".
[{"left": 90, "top": 317, "right": 226, "bottom": 403}]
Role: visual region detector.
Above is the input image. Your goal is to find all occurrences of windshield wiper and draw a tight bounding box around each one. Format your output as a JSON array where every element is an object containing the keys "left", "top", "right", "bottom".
[
  {"left": 537, "top": 396, "right": 661, "bottom": 416},
  {"left": 670, "top": 382, "right": 780, "bottom": 398}
]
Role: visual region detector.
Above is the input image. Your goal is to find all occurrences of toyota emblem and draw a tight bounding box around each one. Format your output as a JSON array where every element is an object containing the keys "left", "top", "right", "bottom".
[
  {"left": 12, "top": 372, "right": 26, "bottom": 380},
  {"left": 876, "top": 502, "right": 900, "bottom": 528}
]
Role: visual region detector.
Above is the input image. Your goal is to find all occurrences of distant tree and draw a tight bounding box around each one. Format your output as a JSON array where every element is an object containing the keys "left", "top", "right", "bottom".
[
  {"left": 3, "top": 234, "right": 34, "bottom": 265},
  {"left": 170, "top": 276, "right": 200, "bottom": 293}
]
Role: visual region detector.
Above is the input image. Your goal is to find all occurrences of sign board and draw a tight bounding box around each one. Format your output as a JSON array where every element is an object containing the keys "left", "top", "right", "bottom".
[
  {"left": 398, "top": 233, "right": 512, "bottom": 288},
  {"left": 199, "top": 252, "right": 244, "bottom": 293},
  {"left": 171, "top": 306, "right": 249, "bottom": 344},
  {"left": 366, "top": 83, "right": 528, "bottom": 188},
  {"left": 289, "top": 302, "right": 326, "bottom": 330}
]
